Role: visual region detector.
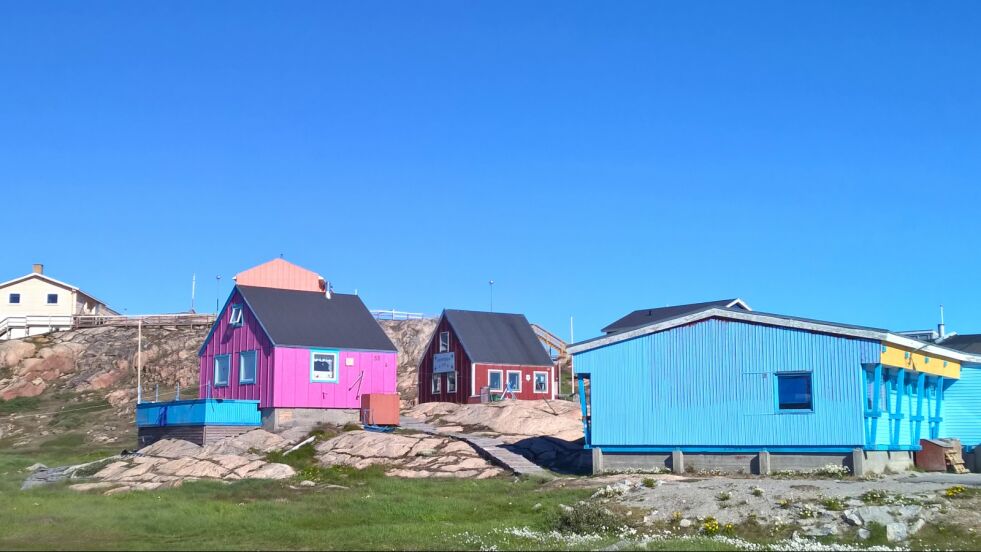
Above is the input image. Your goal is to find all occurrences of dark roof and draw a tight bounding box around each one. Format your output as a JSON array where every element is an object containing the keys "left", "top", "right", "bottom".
[
  {"left": 237, "top": 285, "right": 397, "bottom": 352},
  {"left": 601, "top": 299, "right": 748, "bottom": 334},
  {"left": 443, "top": 309, "right": 553, "bottom": 366},
  {"left": 938, "top": 334, "right": 981, "bottom": 355}
]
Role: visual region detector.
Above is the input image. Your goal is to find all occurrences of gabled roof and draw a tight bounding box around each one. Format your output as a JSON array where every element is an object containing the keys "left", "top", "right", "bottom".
[
  {"left": 0, "top": 272, "right": 113, "bottom": 310},
  {"left": 601, "top": 298, "right": 750, "bottom": 334},
  {"left": 234, "top": 258, "right": 325, "bottom": 292},
  {"left": 938, "top": 334, "right": 981, "bottom": 356},
  {"left": 442, "top": 309, "right": 553, "bottom": 367},
  {"left": 211, "top": 285, "right": 396, "bottom": 352},
  {"left": 570, "top": 306, "right": 981, "bottom": 364}
]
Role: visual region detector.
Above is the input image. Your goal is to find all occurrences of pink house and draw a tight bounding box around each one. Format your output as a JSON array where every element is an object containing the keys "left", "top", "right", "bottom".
[{"left": 198, "top": 266, "right": 397, "bottom": 430}]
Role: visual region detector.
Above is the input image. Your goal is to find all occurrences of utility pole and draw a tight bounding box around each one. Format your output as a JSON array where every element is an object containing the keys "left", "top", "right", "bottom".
[
  {"left": 190, "top": 273, "right": 196, "bottom": 313},
  {"left": 137, "top": 318, "right": 143, "bottom": 404},
  {"left": 215, "top": 274, "right": 222, "bottom": 313}
]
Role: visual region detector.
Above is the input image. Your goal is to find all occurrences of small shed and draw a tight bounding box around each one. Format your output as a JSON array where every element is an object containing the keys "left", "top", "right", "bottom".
[
  {"left": 915, "top": 438, "right": 962, "bottom": 472},
  {"left": 417, "top": 310, "right": 555, "bottom": 404}
]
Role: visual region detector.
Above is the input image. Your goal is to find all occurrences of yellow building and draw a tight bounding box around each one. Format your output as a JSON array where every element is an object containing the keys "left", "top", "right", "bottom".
[{"left": 0, "top": 264, "right": 117, "bottom": 340}]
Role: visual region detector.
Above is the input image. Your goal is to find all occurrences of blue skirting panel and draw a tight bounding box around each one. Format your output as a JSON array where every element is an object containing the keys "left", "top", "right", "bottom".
[{"left": 136, "top": 399, "right": 261, "bottom": 427}]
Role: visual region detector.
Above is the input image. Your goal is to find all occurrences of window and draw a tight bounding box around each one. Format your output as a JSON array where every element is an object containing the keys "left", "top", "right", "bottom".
[
  {"left": 432, "top": 373, "right": 441, "bottom": 394},
  {"left": 533, "top": 371, "right": 548, "bottom": 393},
  {"left": 239, "top": 351, "right": 257, "bottom": 384},
  {"left": 46, "top": 293, "right": 58, "bottom": 304},
  {"left": 214, "top": 355, "right": 231, "bottom": 387},
  {"left": 8, "top": 293, "right": 20, "bottom": 304},
  {"left": 229, "top": 304, "right": 244, "bottom": 326},
  {"left": 488, "top": 370, "right": 503, "bottom": 391},
  {"left": 777, "top": 372, "right": 813, "bottom": 411},
  {"left": 506, "top": 370, "right": 522, "bottom": 393},
  {"left": 311, "top": 351, "right": 338, "bottom": 383},
  {"left": 439, "top": 331, "right": 449, "bottom": 352},
  {"left": 446, "top": 371, "right": 457, "bottom": 393}
]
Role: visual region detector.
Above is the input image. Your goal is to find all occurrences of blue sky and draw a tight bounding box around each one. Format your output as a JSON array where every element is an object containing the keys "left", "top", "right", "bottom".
[{"left": 1, "top": 1, "right": 979, "bottom": 340}]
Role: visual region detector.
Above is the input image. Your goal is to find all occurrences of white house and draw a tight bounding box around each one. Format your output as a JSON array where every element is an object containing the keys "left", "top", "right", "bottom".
[{"left": 0, "top": 264, "right": 117, "bottom": 340}]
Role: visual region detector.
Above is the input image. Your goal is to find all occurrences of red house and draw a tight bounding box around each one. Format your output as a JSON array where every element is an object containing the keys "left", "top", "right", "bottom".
[{"left": 417, "top": 309, "right": 555, "bottom": 404}]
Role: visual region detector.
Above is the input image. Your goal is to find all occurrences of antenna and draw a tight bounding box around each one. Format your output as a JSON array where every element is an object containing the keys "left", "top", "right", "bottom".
[
  {"left": 489, "top": 280, "right": 495, "bottom": 312},
  {"left": 938, "top": 304, "right": 946, "bottom": 340},
  {"left": 191, "top": 273, "right": 196, "bottom": 313},
  {"left": 216, "top": 274, "right": 222, "bottom": 313}
]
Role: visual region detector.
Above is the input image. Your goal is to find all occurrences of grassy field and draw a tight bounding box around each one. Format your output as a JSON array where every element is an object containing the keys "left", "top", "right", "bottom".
[{"left": 2, "top": 433, "right": 979, "bottom": 551}]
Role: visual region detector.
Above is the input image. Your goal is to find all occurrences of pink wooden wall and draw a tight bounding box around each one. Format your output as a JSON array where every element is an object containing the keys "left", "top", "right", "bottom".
[
  {"left": 198, "top": 289, "right": 276, "bottom": 407},
  {"left": 233, "top": 258, "right": 324, "bottom": 292},
  {"left": 272, "top": 348, "right": 397, "bottom": 408}
]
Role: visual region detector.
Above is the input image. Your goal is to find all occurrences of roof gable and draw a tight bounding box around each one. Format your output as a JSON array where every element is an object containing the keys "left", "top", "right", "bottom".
[
  {"left": 0, "top": 272, "right": 112, "bottom": 308},
  {"left": 234, "top": 259, "right": 325, "bottom": 292},
  {"left": 236, "top": 285, "right": 396, "bottom": 351},
  {"left": 601, "top": 298, "right": 750, "bottom": 334},
  {"left": 443, "top": 309, "right": 553, "bottom": 366}
]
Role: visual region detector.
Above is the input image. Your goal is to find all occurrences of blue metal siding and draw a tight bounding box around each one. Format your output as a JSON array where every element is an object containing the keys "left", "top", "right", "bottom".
[
  {"left": 940, "top": 364, "right": 981, "bottom": 448},
  {"left": 574, "top": 319, "right": 879, "bottom": 448},
  {"left": 136, "top": 399, "right": 261, "bottom": 427}
]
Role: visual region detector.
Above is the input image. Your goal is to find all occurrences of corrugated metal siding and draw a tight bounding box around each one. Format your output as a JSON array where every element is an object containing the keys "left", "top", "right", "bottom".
[
  {"left": 198, "top": 290, "right": 276, "bottom": 407},
  {"left": 136, "top": 399, "right": 261, "bottom": 427},
  {"left": 940, "top": 364, "right": 981, "bottom": 447},
  {"left": 574, "top": 319, "right": 879, "bottom": 448},
  {"left": 272, "top": 348, "right": 397, "bottom": 408}
]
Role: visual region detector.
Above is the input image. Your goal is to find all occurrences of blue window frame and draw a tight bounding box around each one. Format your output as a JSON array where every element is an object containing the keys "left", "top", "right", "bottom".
[
  {"left": 229, "top": 304, "right": 244, "bottom": 327},
  {"left": 310, "top": 349, "right": 339, "bottom": 383},
  {"left": 488, "top": 370, "right": 503, "bottom": 391},
  {"left": 214, "top": 355, "right": 231, "bottom": 387},
  {"left": 46, "top": 293, "right": 58, "bottom": 304},
  {"left": 239, "top": 351, "right": 257, "bottom": 384},
  {"left": 9, "top": 293, "right": 20, "bottom": 304},
  {"left": 776, "top": 372, "right": 813, "bottom": 411}
]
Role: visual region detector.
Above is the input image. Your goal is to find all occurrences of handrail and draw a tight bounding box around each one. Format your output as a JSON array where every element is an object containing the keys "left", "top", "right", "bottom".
[
  {"left": 370, "top": 309, "right": 435, "bottom": 321},
  {"left": 530, "top": 323, "right": 568, "bottom": 356},
  {"left": 72, "top": 313, "right": 216, "bottom": 328}
]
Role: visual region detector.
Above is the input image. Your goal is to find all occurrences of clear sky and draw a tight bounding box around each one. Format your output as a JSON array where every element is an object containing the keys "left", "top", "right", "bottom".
[{"left": 1, "top": 1, "right": 979, "bottom": 341}]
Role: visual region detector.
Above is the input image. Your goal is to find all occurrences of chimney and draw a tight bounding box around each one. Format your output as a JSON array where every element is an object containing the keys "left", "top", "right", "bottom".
[
  {"left": 938, "top": 305, "right": 946, "bottom": 341},
  {"left": 32, "top": 263, "right": 43, "bottom": 274}
]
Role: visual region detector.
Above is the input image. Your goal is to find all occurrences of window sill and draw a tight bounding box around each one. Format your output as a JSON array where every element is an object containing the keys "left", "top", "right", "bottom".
[
  {"left": 214, "top": 383, "right": 229, "bottom": 388},
  {"left": 239, "top": 381, "right": 256, "bottom": 386},
  {"left": 776, "top": 409, "right": 814, "bottom": 415}
]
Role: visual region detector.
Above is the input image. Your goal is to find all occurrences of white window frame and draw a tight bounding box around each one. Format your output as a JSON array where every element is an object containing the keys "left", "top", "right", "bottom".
[
  {"left": 239, "top": 350, "right": 257, "bottom": 384},
  {"left": 506, "top": 370, "right": 522, "bottom": 393},
  {"left": 310, "top": 350, "right": 339, "bottom": 383},
  {"left": 446, "top": 371, "right": 457, "bottom": 393},
  {"left": 229, "top": 304, "right": 244, "bottom": 326},
  {"left": 439, "top": 331, "right": 450, "bottom": 353},
  {"left": 487, "top": 369, "right": 503, "bottom": 392},
  {"left": 432, "top": 372, "right": 441, "bottom": 394},
  {"left": 533, "top": 371, "right": 549, "bottom": 393},
  {"left": 214, "top": 355, "right": 231, "bottom": 387}
]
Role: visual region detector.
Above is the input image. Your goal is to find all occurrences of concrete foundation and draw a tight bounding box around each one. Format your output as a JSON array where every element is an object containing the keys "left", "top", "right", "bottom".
[
  {"left": 260, "top": 408, "right": 360, "bottom": 432},
  {"left": 590, "top": 448, "right": 910, "bottom": 476}
]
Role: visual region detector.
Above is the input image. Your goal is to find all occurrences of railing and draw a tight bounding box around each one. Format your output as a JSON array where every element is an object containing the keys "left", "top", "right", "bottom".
[
  {"left": 530, "top": 323, "right": 568, "bottom": 356},
  {"left": 370, "top": 309, "right": 435, "bottom": 321},
  {"left": 73, "top": 313, "right": 217, "bottom": 328},
  {"left": 0, "top": 316, "right": 74, "bottom": 338}
]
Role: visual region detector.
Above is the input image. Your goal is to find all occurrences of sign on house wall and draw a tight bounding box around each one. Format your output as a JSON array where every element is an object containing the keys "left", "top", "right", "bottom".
[{"left": 433, "top": 352, "right": 455, "bottom": 373}]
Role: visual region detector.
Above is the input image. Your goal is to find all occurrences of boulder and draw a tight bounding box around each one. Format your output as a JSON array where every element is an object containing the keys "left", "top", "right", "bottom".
[
  {"left": 139, "top": 439, "right": 203, "bottom": 459},
  {"left": 855, "top": 506, "right": 895, "bottom": 527},
  {"left": 202, "top": 429, "right": 287, "bottom": 456},
  {"left": 886, "top": 522, "right": 908, "bottom": 542},
  {"left": 244, "top": 463, "right": 295, "bottom": 480}
]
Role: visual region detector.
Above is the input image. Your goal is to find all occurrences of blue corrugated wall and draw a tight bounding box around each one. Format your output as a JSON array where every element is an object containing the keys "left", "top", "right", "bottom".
[
  {"left": 941, "top": 364, "right": 981, "bottom": 449},
  {"left": 136, "top": 399, "right": 261, "bottom": 427},
  {"left": 574, "top": 319, "right": 880, "bottom": 450}
]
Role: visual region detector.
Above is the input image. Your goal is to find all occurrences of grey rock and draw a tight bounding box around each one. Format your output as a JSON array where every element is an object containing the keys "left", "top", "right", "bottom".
[
  {"left": 858, "top": 528, "right": 871, "bottom": 540},
  {"left": 856, "top": 506, "right": 895, "bottom": 527},
  {"left": 842, "top": 511, "right": 863, "bottom": 526},
  {"left": 896, "top": 505, "right": 922, "bottom": 519},
  {"left": 679, "top": 519, "right": 692, "bottom": 528},
  {"left": 25, "top": 463, "right": 47, "bottom": 472},
  {"left": 298, "top": 480, "right": 316, "bottom": 487},
  {"left": 886, "top": 522, "right": 908, "bottom": 542},
  {"left": 531, "top": 503, "right": 542, "bottom": 511},
  {"left": 805, "top": 524, "right": 838, "bottom": 537},
  {"left": 909, "top": 518, "right": 926, "bottom": 535}
]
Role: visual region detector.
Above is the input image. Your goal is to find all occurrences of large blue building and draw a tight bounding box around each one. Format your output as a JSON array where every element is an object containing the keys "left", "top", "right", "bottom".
[{"left": 570, "top": 301, "right": 981, "bottom": 475}]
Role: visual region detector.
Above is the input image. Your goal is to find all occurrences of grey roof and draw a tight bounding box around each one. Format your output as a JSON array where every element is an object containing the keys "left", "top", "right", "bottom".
[
  {"left": 602, "top": 299, "right": 748, "bottom": 334},
  {"left": 938, "top": 334, "right": 981, "bottom": 355},
  {"left": 237, "top": 285, "right": 397, "bottom": 352},
  {"left": 443, "top": 309, "right": 553, "bottom": 366}
]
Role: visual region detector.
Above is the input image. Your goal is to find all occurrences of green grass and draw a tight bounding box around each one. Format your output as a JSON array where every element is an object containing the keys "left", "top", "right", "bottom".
[{"left": 0, "top": 396, "right": 42, "bottom": 414}]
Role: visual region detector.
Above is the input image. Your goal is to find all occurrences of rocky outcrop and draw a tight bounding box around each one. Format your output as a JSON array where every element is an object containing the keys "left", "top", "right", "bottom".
[
  {"left": 377, "top": 319, "right": 438, "bottom": 406},
  {"left": 0, "top": 326, "right": 206, "bottom": 402},
  {"left": 404, "top": 400, "right": 584, "bottom": 441},
  {"left": 316, "top": 430, "right": 503, "bottom": 479},
  {"left": 70, "top": 430, "right": 296, "bottom": 494}
]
